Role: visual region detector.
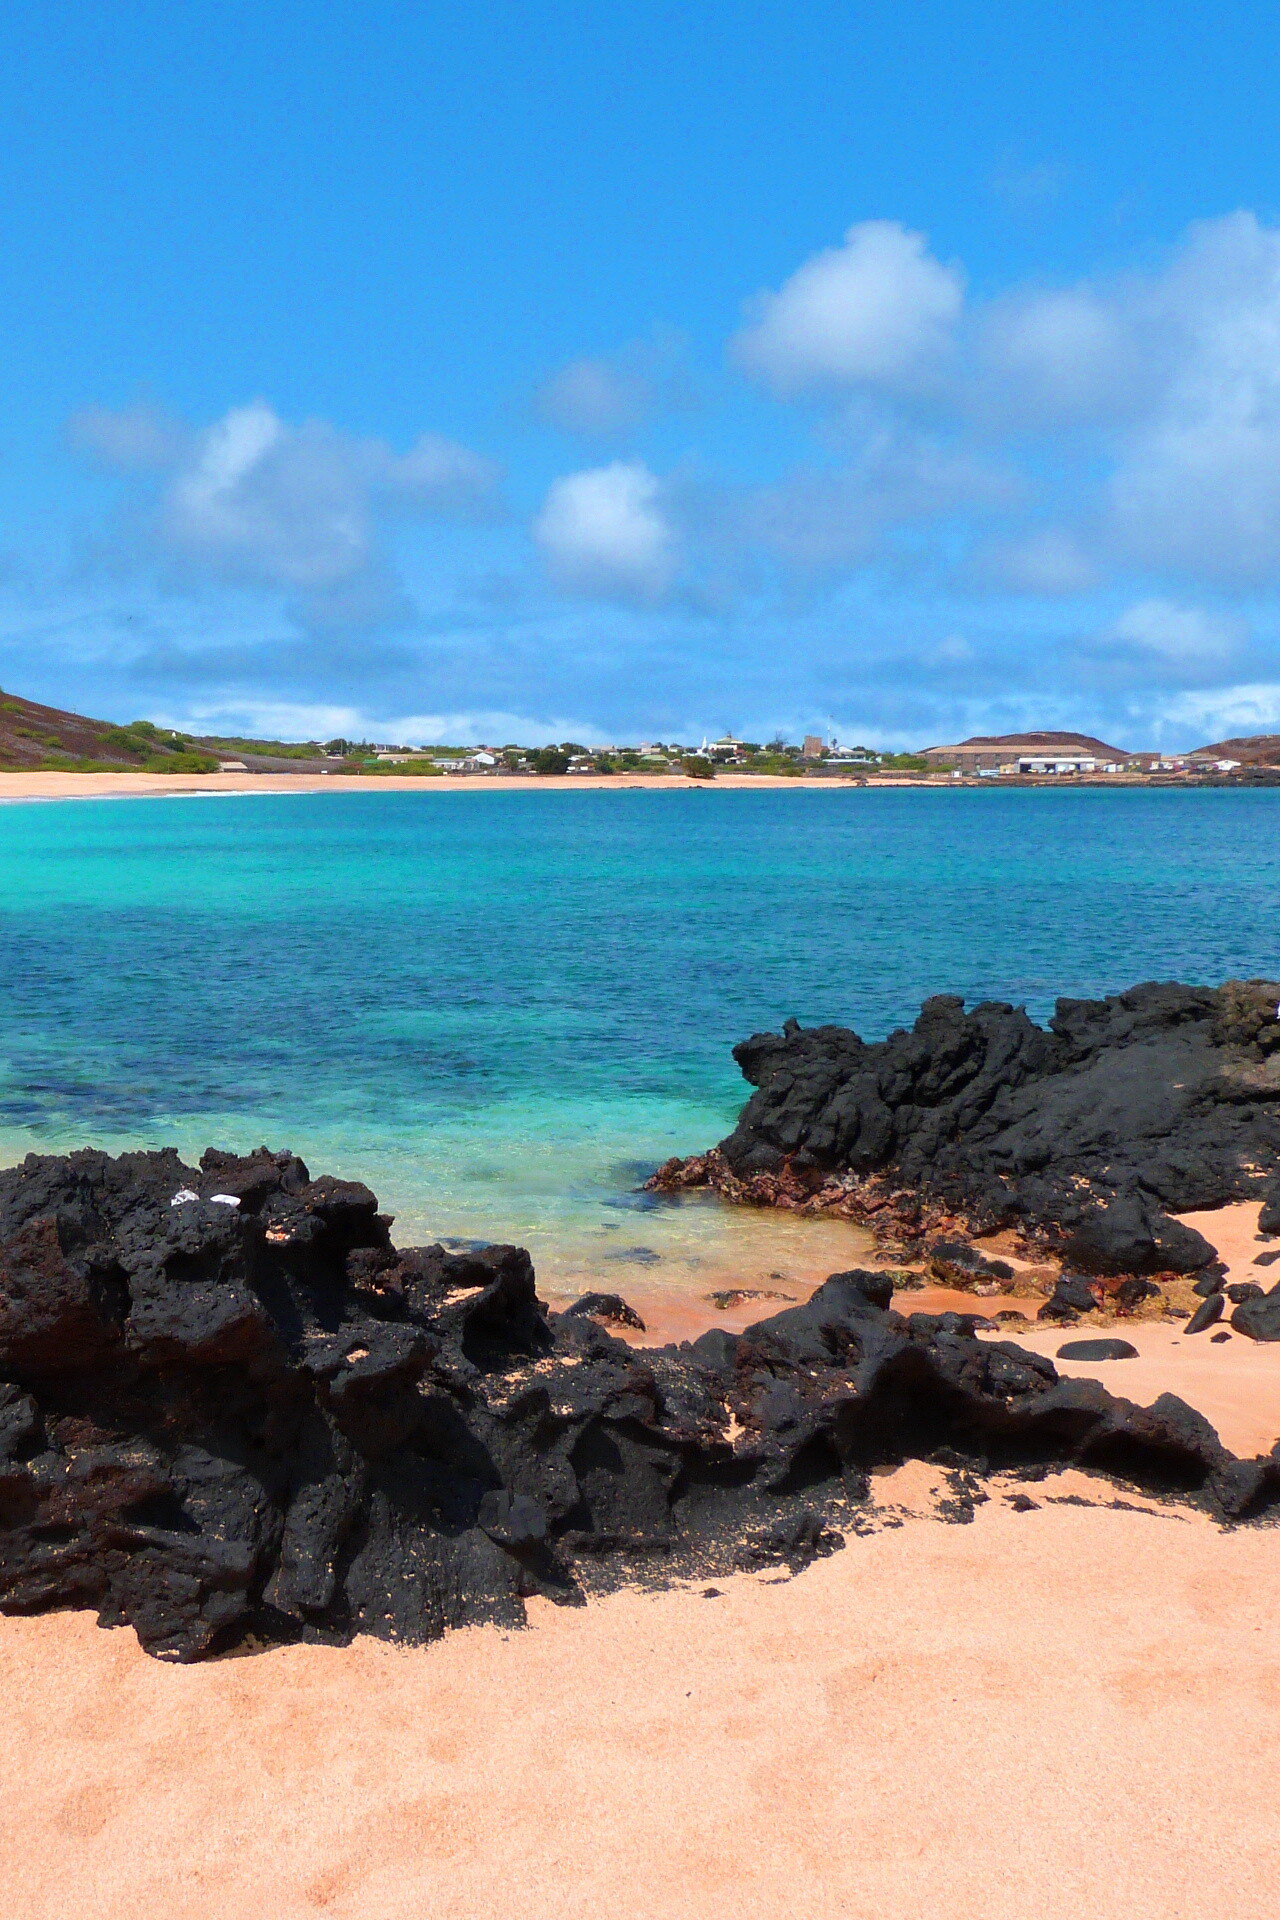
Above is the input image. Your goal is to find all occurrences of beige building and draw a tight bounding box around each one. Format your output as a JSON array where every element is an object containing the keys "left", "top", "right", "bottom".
[{"left": 919, "top": 731, "right": 1133, "bottom": 772}]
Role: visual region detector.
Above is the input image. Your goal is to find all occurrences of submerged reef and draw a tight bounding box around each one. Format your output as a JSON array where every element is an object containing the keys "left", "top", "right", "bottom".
[
  {"left": 652, "top": 980, "right": 1280, "bottom": 1276},
  {"left": 2, "top": 1140, "right": 1279, "bottom": 1662}
]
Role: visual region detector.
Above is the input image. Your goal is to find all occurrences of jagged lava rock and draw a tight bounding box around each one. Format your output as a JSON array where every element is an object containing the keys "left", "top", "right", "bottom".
[
  {"left": 667, "top": 980, "right": 1280, "bottom": 1268},
  {"left": 1, "top": 1147, "right": 1278, "bottom": 1663}
]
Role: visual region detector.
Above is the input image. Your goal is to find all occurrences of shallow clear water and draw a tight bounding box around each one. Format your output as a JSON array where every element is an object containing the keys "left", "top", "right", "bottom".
[{"left": 1, "top": 785, "right": 1276, "bottom": 1293}]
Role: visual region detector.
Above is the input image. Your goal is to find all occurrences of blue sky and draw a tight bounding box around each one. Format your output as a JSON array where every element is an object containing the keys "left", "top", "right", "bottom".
[{"left": 4, "top": 2, "right": 1280, "bottom": 748}]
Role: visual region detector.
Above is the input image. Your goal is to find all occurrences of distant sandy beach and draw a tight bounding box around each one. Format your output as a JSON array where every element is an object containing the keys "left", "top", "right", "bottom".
[{"left": 0, "top": 769, "right": 891, "bottom": 802}]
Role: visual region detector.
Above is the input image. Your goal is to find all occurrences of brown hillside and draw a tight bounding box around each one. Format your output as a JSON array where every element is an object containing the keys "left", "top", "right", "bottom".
[
  {"left": 0, "top": 690, "right": 237, "bottom": 770},
  {"left": 921, "top": 730, "right": 1132, "bottom": 758},
  {"left": 1193, "top": 733, "right": 1280, "bottom": 763},
  {"left": 0, "top": 688, "right": 152, "bottom": 769}
]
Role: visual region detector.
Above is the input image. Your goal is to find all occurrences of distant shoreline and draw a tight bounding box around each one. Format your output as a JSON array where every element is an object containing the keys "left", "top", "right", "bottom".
[{"left": 0, "top": 768, "right": 1268, "bottom": 803}]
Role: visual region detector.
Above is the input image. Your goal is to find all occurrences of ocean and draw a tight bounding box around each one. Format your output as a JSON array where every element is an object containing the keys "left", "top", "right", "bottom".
[{"left": 2, "top": 784, "right": 1277, "bottom": 1301}]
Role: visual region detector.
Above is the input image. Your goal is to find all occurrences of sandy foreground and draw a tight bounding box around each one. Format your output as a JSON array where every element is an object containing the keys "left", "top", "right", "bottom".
[
  {"left": 1, "top": 1465, "right": 1276, "bottom": 1920},
  {"left": 1, "top": 1206, "right": 1278, "bottom": 1916}
]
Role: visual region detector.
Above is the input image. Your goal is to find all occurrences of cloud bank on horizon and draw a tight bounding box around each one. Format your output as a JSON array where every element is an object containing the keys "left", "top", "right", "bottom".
[{"left": 12, "top": 210, "right": 1280, "bottom": 744}]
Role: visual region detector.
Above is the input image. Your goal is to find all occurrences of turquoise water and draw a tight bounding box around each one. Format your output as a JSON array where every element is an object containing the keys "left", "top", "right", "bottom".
[{"left": 1, "top": 786, "right": 1277, "bottom": 1290}]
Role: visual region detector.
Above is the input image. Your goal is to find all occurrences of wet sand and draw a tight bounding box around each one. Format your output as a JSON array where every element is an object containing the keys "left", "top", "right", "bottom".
[{"left": 3, "top": 1464, "right": 1277, "bottom": 1920}]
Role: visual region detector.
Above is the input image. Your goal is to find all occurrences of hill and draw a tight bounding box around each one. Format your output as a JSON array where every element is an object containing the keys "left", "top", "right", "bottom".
[
  {"left": 0, "top": 688, "right": 331, "bottom": 773},
  {"left": 0, "top": 689, "right": 202, "bottom": 770},
  {"left": 1193, "top": 732, "right": 1280, "bottom": 764},
  {"left": 921, "top": 730, "right": 1131, "bottom": 757}
]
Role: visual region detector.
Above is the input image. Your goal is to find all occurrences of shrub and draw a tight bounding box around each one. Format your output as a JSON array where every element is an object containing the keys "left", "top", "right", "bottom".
[
  {"left": 679, "top": 755, "right": 716, "bottom": 780},
  {"left": 144, "top": 752, "right": 220, "bottom": 774},
  {"left": 358, "top": 758, "right": 443, "bottom": 777},
  {"left": 533, "top": 749, "right": 571, "bottom": 775},
  {"left": 100, "top": 728, "right": 150, "bottom": 758}
]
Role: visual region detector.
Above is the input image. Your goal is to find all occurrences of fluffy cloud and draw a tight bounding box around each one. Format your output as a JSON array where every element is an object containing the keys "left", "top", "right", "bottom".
[
  {"left": 1149, "top": 682, "right": 1280, "bottom": 740},
  {"left": 733, "top": 220, "right": 964, "bottom": 395},
  {"left": 160, "top": 697, "right": 607, "bottom": 748},
  {"left": 731, "top": 209, "right": 1280, "bottom": 600},
  {"left": 744, "top": 431, "right": 1014, "bottom": 568},
  {"left": 1102, "top": 599, "right": 1246, "bottom": 666},
  {"left": 1106, "top": 215, "right": 1280, "bottom": 583},
  {"left": 969, "top": 213, "right": 1280, "bottom": 586},
  {"left": 74, "top": 400, "right": 503, "bottom": 625},
  {"left": 536, "top": 330, "right": 690, "bottom": 436},
  {"left": 976, "top": 528, "right": 1101, "bottom": 594},
  {"left": 978, "top": 287, "right": 1139, "bottom": 426},
  {"left": 534, "top": 461, "right": 676, "bottom": 598}
]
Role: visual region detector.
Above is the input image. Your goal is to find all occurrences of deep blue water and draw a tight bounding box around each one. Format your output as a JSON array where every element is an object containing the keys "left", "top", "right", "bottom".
[{"left": 0, "top": 786, "right": 1276, "bottom": 1271}]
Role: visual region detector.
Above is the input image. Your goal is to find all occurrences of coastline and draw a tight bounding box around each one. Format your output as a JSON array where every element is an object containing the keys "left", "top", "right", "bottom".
[
  {"left": 0, "top": 770, "right": 881, "bottom": 802},
  {"left": 0, "top": 766, "right": 1235, "bottom": 802}
]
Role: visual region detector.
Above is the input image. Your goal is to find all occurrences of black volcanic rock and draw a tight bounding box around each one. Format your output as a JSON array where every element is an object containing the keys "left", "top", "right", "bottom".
[
  {"left": 1, "top": 1145, "right": 1277, "bottom": 1662},
  {"left": 664, "top": 981, "right": 1280, "bottom": 1267},
  {"left": 1185, "top": 1293, "right": 1226, "bottom": 1335},
  {"left": 1231, "top": 1285, "right": 1280, "bottom": 1341},
  {"left": 564, "top": 1292, "right": 647, "bottom": 1330}
]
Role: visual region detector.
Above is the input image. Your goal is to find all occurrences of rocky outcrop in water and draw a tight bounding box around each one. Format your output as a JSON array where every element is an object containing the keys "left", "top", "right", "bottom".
[
  {"left": 652, "top": 981, "right": 1280, "bottom": 1275},
  {"left": 2, "top": 1144, "right": 1278, "bottom": 1661}
]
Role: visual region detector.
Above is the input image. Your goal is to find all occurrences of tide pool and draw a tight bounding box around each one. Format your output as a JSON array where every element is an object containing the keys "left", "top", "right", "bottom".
[{"left": 1, "top": 785, "right": 1276, "bottom": 1295}]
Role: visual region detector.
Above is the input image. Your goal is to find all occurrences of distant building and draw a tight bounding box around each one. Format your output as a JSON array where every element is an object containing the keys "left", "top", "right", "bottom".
[
  {"left": 702, "top": 733, "right": 750, "bottom": 762},
  {"left": 919, "top": 731, "right": 1131, "bottom": 772},
  {"left": 1017, "top": 753, "right": 1099, "bottom": 774},
  {"left": 802, "top": 734, "right": 825, "bottom": 758}
]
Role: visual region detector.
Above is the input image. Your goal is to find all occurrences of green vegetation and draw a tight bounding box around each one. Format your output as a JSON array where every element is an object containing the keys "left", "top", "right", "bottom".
[
  {"left": 34, "top": 756, "right": 122, "bottom": 773},
  {"left": 679, "top": 755, "right": 716, "bottom": 779},
  {"left": 144, "top": 752, "right": 220, "bottom": 774},
  {"left": 533, "top": 748, "right": 571, "bottom": 775},
  {"left": 355, "top": 757, "right": 443, "bottom": 777},
  {"left": 98, "top": 727, "right": 152, "bottom": 759},
  {"left": 193, "top": 734, "right": 321, "bottom": 760},
  {"left": 878, "top": 753, "right": 931, "bottom": 771}
]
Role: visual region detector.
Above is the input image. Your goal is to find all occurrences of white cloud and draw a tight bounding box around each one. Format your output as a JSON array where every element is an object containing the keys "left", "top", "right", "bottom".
[
  {"left": 161, "top": 698, "right": 608, "bottom": 747},
  {"left": 538, "top": 358, "right": 647, "bottom": 436},
  {"left": 745, "top": 431, "right": 1015, "bottom": 568},
  {"left": 388, "top": 433, "right": 504, "bottom": 515},
  {"left": 979, "top": 286, "right": 1138, "bottom": 425},
  {"left": 1148, "top": 682, "right": 1280, "bottom": 740},
  {"left": 971, "top": 213, "right": 1280, "bottom": 585},
  {"left": 536, "top": 330, "right": 690, "bottom": 436},
  {"left": 77, "top": 400, "right": 503, "bottom": 624},
  {"left": 978, "top": 527, "right": 1101, "bottom": 594},
  {"left": 1106, "top": 215, "right": 1280, "bottom": 583},
  {"left": 534, "top": 461, "right": 676, "bottom": 598},
  {"left": 1103, "top": 598, "right": 1246, "bottom": 666},
  {"left": 733, "top": 220, "right": 964, "bottom": 395}
]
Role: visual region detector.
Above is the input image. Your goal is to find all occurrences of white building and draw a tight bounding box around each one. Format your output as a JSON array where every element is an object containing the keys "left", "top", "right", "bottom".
[{"left": 1017, "top": 753, "right": 1099, "bottom": 774}]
